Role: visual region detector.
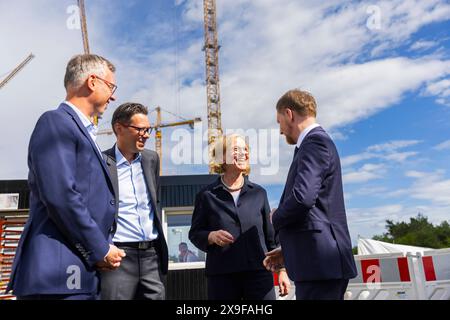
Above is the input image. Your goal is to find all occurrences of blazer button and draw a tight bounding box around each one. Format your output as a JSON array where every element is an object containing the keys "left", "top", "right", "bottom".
[{"left": 110, "top": 199, "right": 115, "bottom": 205}]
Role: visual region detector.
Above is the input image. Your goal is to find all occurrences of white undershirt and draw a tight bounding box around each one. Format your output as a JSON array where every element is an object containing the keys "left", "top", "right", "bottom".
[{"left": 229, "top": 190, "right": 241, "bottom": 206}]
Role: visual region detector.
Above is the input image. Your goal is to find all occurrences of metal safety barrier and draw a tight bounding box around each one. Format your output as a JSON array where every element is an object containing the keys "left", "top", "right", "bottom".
[{"left": 345, "top": 250, "right": 450, "bottom": 300}]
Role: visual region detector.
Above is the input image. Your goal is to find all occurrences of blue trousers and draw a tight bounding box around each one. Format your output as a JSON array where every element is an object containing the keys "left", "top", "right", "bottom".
[
  {"left": 295, "top": 279, "right": 349, "bottom": 300},
  {"left": 17, "top": 293, "right": 98, "bottom": 300}
]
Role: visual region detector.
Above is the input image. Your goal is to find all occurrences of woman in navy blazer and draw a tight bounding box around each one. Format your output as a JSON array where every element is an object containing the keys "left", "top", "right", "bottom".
[{"left": 189, "top": 134, "right": 290, "bottom": 300}]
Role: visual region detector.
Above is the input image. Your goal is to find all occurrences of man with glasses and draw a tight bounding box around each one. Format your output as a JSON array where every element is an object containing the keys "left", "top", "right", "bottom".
[
  {"left": 7, "top": 54, "right": 125, "bottom": 300},
  {"left": 101, "top": 102, "right": 168, "bottom": 300}
]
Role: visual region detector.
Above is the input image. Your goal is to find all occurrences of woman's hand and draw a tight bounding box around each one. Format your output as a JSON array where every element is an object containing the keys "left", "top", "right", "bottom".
[{"left": 208, "top": 230, "right": 234, "bottom": 247}]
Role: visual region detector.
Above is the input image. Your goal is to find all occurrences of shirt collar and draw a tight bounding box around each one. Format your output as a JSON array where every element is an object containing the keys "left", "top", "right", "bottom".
[
  {"left": 115, "top": 144, "right": 141, "bottom": 166},
  {"left": 212, "top": 175, "right": 254, "bottom": 191},
  {"left": 63, "top": 100, "right": 94, "bottom": 129},
  {"left": 296, "top": 123, "right": 321, "bottom": 148}
]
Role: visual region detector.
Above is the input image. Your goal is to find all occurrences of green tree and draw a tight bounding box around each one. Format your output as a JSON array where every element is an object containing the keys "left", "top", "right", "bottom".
[{"left": 372, "top": 214, "right": 450, "bottom": 248}]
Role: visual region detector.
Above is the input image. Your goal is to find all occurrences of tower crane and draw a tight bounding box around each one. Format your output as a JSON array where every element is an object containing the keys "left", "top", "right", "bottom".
[
  {"left": 203, "top": 0, "right": 222, "bottom": 174},
  {"left": 78, "top": 0, "right": 90, "bottom": 54},
  {"left": 0, "top": 53, "right": 35, "bottom": 90},
  {"left": 98, "top": 107, "right": 201, "bottom": 174}
]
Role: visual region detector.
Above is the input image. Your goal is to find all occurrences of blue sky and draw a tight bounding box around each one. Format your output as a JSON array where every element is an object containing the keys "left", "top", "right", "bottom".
[{"left": 1, "top": 0, "right": 449, "bottom": 245}]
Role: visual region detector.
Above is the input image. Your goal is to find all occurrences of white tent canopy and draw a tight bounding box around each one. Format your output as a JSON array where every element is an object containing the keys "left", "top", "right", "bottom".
[{"left": 357, "top": 237, "right": 433, "bottom": 255}]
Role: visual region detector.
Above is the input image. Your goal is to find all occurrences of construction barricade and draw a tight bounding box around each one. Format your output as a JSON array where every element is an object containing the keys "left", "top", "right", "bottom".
[
  {"left": 420, "top": 248, "right": 450, "bottom": 299},
  {"left": 345, "top": 249, "right": 450, "bottom": 300}
]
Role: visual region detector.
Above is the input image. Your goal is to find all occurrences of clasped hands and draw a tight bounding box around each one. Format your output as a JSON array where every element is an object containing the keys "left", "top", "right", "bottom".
[{"left": 95, "top": 244, "right": 126, "bottom": 271}]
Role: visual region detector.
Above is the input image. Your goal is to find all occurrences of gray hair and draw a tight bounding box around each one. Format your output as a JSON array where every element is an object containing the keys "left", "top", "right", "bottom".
[{"left": 64, "top": 54, "right": 115, "bottom": 90}]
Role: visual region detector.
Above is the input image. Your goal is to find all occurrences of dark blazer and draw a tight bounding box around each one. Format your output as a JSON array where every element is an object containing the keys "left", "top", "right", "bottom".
[
  {"left": 102, "top": 146, "right": 168, "bottom": 275},
  {"left": 272, "top": 126, "right": 357, "bottom": 282},
  {"left": 189, "top": 177, "right": 276, "bottom": 276},
  {"left": 7, "top": 103, "right": 116, "bottom": 296}
]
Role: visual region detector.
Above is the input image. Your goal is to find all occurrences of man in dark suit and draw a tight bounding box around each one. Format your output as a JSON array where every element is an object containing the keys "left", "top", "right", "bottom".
[
  {"left": 6, "top": 54, "right": 125, "bottom": 300},
  {"left": 101, "top": 102, "right": 168, "bottom": 300},
  {"left": 264, "top": 89, "right": 357, "bottom": 300}
]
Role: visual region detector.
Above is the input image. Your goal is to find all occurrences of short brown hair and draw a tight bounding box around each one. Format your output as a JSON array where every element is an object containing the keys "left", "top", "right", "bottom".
[
  {"left": 276, "top": 89, "right": 317, "bottom": 117},
  {"left": 210, "top": 134, "right": 251, "bottom": 175}
]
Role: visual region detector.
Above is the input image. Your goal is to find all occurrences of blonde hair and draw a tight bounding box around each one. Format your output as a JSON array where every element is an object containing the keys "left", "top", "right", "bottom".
[{"left": 210, "top": 134, "right": 251, "bottom": 175}]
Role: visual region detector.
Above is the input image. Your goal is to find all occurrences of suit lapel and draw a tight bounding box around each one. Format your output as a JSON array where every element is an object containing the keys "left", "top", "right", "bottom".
[
  {"left": 103, "top": 147, "right": 120, "bottom": 223},
  {"left": 103, "top": 147, "right": 119, "bottom": 199},
  {"left": 141, "top": 152, "right": 160, "bottom": 221},
  {"left": 59, "top": 103, "right": 112, "bottom": 181},
  {"left": 279, "top": 147, "right": 299, "bottom": 205}
]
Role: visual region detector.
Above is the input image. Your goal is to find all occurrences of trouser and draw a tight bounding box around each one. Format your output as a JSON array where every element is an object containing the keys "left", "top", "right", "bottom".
[
  {"left": 101, "top": 241, "right": 165, "bottom": 300},
  {"left": 17, "top": 293, "right": 98, "bottom": 300},
  {"left": 294, "top": 279, "right": 349, "bottom": 300},
  {"left": 207, "top": 269, "right": 276, "bottom": 300}
]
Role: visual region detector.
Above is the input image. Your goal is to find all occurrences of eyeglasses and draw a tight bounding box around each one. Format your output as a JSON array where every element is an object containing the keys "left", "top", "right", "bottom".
[
  {"left": 95, "top": 75, "right": 118, "bottom": 95},
  {"left": 124, "top": 125, "right": 153, "bottom": 136}
]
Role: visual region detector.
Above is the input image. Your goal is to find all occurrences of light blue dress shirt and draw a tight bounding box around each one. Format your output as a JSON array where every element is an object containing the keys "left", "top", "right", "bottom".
[
  {"left": 113, "top": 145, "right": 158, "bottom": 242},
  {"left": 63, "top": 100, "right": 101, "bottom": 155}
]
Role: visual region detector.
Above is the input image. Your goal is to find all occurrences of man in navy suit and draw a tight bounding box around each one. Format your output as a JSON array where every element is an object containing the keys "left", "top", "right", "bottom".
[
  {"left": 6, "top": 54, "right": 125, "bottom": 300},
  {"left": 264, "top": 89, "right": 357, "bottom": 300}
]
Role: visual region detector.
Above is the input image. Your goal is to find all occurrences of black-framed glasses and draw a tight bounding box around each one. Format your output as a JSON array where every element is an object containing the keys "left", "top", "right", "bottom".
[
  {"left": 95, "top": 75, "right": 118, "bottom": 95},
  {"left": 124, "top": 125, "right": 153, "bottom": 136}
]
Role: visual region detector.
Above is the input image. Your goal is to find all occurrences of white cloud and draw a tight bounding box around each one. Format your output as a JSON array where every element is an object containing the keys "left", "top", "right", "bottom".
[
  {"left": 425, "top": 78, "right": 450, "bottom": 107},
  {"left": 410, "top": 40, "right": 439, "bottom": 51},
  {"left": 367, "top": 140, "right": 422, "bottom": 153},
  {"left": 384, "top": 151, "right": 418, "bottom": 162},
  {"left": 1, "top": 0, "right": 450, "bottom": 182},
  {"left": 341, "top": 152, "right": 376, "bottom": 167},
  {"left": 343, "top": 163, "right": 386, "bottom": 184},
  {"left": 405, "top": 170, "right": 427, "bottom": 178},
  {"left": 341, "top": 139, "right": 421, "bottom": 178},
  {"left": 434, "top": 140, "right": 450, "bottom": 151},
  {"left": 406, "top": 170, "right": 450, "bottom": 206}
]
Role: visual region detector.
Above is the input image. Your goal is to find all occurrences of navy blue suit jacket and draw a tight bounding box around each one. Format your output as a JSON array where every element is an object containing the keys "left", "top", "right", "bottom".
[
  {"left": 272, "top": 126, "right": 357, "bottom": 282},
  {"left": 189, "top": 177, "right": 277, "bottom": 276},
  {"left": 7, "top": 103, "right": 116, "bottom": 296}
]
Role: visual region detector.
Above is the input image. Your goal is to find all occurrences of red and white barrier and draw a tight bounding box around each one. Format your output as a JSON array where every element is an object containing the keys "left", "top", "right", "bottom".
[
  {"left": 345, "top": 249, "right": 450, "bottom": 300},
  {"left": 420, "top": 249, "right": 450, "bottom": 300}
]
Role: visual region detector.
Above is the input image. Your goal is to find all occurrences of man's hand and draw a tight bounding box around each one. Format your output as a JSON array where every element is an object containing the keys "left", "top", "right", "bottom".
[
  {"left": 96, "top": 244, "right": 126, "bottom": 271},
  {"left": 277, "top": 269, "right": 291, "bottom": 297},
  {"left": 263, "top": 247, "right": 284, "bottom": 272},
  {"left": 208, "top": 230, "right": 234, "bottom": 247}
]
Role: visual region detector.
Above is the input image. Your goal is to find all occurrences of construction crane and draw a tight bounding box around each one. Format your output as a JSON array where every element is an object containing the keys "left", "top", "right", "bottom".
[
  {"left": 203, "top": 0, "right": 223, "bottom": 174},
  {"left": 0, "top": 53, "right": 35, "bottom": 90},
  {"left": 78, "top": 0, "right": 90, "bottom": 54},
  {"left": 77, "top": 0, "right": 102, "bottom": 127},
  {"left": 153, "top": 107, "right": 201, "bottom": 174},
  {"left": 98, "top": 107, "right": 201, "bottom": 174}
]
